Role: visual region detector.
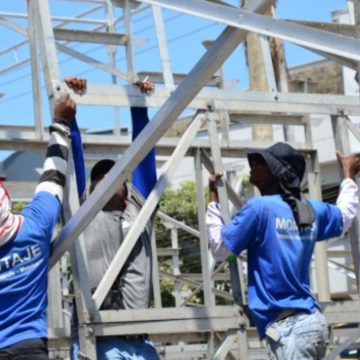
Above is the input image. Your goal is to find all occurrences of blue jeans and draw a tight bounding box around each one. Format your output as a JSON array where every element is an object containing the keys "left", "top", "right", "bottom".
[
  {"left": 71, "top": 337, "right": 160, "bottom": 360},
  {"left": 265, "top": 310, "right": 328, "bottom": 360}
]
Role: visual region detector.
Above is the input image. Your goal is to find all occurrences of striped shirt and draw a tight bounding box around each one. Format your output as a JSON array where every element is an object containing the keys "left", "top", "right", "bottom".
[{"left": 0, "top": 120, "right": 71, "bottom": 349}]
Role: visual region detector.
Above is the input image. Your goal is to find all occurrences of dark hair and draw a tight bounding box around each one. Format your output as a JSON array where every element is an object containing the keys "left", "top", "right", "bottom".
[
  {"left": 90, "top": 159, "right": 115, "bottom": 182},
  {"left": 90, "top": 159, "right": 128, "bottom": 197}
]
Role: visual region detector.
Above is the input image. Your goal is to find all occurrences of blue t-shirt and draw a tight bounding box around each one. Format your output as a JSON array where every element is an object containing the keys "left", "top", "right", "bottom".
[
  {"left": 0, "top": 192, "right": 60, "bottom": 348},
  {"left": 221, "top": 195, "right": 343, "bottom": 339}
]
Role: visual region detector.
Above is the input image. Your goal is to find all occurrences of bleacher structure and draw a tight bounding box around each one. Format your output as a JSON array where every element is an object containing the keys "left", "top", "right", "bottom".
[{"left": 1, "top": 0, "right": 360, "bottom": 358}]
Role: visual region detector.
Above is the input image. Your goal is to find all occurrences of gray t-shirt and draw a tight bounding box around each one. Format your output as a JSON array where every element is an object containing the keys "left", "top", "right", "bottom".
[{"left": 79, "top": 188, "right": 155, "bottom": 309}]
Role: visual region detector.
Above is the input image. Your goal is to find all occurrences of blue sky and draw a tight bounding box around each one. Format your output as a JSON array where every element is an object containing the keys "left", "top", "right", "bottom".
[{"left": 0, "top": 0, "right": 349, "bottom": 139}]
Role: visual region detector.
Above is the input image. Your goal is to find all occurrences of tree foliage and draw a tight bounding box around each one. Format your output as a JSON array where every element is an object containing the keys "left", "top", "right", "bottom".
[
  {"left": 12, "top": 202, "right": 26, "bottom": 214},
  {"left": 157, "top": 181, "right": 208, "bottom": 305},
  {"left": 156, "top": 180, "right": 242, "bottom": 307},
  {"left": 158, "top": 181, "right": 205, "bottom": 274},
  {"left": 160, "top": 181, "right": 202, "bottom": 226}
]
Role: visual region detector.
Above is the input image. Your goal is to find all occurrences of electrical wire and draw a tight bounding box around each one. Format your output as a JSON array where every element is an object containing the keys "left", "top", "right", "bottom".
[
  {"left": 0, "top": 9, "right": 213, "bottom": 104},
  {"left": 0, "top": 9, "right": 156, "bottom": 88}
]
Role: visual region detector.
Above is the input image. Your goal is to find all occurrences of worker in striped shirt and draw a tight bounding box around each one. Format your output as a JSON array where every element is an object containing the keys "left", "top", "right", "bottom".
[{"left": 0, "top": 94, "right": 76, "bottom": 359}]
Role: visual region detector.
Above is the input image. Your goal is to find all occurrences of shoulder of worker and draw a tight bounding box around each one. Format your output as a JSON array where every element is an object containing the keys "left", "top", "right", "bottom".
[
  {"left": 128, "top": 185, "right": 145, "bottom": 208},
  {"left": 245, "top": 194, "right": 282, "bottom": 208}
]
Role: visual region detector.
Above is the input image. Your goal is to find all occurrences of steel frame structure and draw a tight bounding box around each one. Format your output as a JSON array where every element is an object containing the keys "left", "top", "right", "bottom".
[{"left": 1, "top": 0, "right": 360, "bottom": 358}]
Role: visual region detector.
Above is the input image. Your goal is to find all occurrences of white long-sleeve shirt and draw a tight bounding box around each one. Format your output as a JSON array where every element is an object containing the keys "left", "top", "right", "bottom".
[{"left": 206, "top": 178, "right": 359, "bottom": 262}]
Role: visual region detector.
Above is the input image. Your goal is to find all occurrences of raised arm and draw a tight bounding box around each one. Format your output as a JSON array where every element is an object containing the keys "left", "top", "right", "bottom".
[
  {"left": 64, "top": 77, "right": 87, "bottom": 202},
  {"left": 335, "top": 152, "right": 360, "bottom": 233},
  {"left": 131, "top": 80, "right": 157, "bottom": 199},
  {"left": 206, "top": 173, "right": 232, "bottom": 261},
  {"left": 35, "top": 94, "right": 76, "bottom": 202},
  {"left": 20, "top": 95, "right": 78, "bottom": 236}
]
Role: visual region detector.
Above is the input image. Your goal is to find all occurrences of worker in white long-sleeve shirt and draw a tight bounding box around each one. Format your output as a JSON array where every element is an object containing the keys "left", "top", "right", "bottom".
[{"left": 206, "top": 142, "right": 360, "bottom": 360}]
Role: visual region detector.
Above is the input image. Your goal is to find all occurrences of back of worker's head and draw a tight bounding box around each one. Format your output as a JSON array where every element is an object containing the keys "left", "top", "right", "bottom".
[
  {"left": 0, "top": 184, "right": 23, "bottom": 247},
  {"left": 89, "top": 159, "right": 128, "bottom": 211},
  {"left": 248, "top": 142, "right": 306, "bottom": 190},
  {"left": 247, "top": 142, "right": 315, "bottom": 229}
]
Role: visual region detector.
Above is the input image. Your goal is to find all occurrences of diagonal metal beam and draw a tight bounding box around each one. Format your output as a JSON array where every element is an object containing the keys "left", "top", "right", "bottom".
[
  {"left": 344, "top": 115, "right": 360, "bottom": 143},
  {"left": 303, "top": 48, "right": 358, "bottom": 71},
  {"left": 159, "top": 269, "right": 233, "bottom": 301},
  {"left": 0, "top": 59, "right": 30, "bottom": 77},
  {"left": 50, "top": 0, "right": 274, "bottom": 267},
  {"left": 92, "top": 112, "right": 205, "bottom": 307},
  {"left": 157, "top": 211, "right": 200, "bottom": 237},
  {"left": 179, "top": 261, "right": 228, "bottom": 306},
  {"left": 137, "top": 0, "right": 360, "bottom": 62},
  {"left": 287, "top": 20, "right": 360, "bottom": 38},
  {"left": 0, "top": 4, "right": 104, "bottom": 69},
  {"left": 323, "top": 328, "right": 360, "bottom": 360},
  {"left": 212, "top": 330, "right": 238, "bottom": 360},
  {"left": 289, "top": 21, "right": 359, "bottom": 70},
  {"left": 0, "top": 39, "right": 27, "bottom": 57},
  {"left": 57, "top": 43, "right": 130, "bottom": 81},
  {"left": 0, "top": 16, "right": 28, "bottom": 36}
]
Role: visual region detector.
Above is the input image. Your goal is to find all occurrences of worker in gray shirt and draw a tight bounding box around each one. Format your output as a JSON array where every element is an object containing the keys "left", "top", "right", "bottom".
[
  {"left": 69, "top": 78, "right": 159, "bottom": 360},
  {"left": 84, "top": 159, "right": 155, "bottom": 311}
]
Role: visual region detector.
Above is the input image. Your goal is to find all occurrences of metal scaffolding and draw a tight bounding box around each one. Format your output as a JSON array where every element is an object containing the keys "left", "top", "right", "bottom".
[{"left": 1, "top": 0, "right": 360, "bottom": 358}]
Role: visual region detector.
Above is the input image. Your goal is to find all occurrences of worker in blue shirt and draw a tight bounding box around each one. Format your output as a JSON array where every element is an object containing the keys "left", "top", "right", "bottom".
[
  {"left": 0, "top": 94, "right": 77, "bottom": 359},
  {"left": 206, "top": 142, "right": 360, "bottom": 360}
]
